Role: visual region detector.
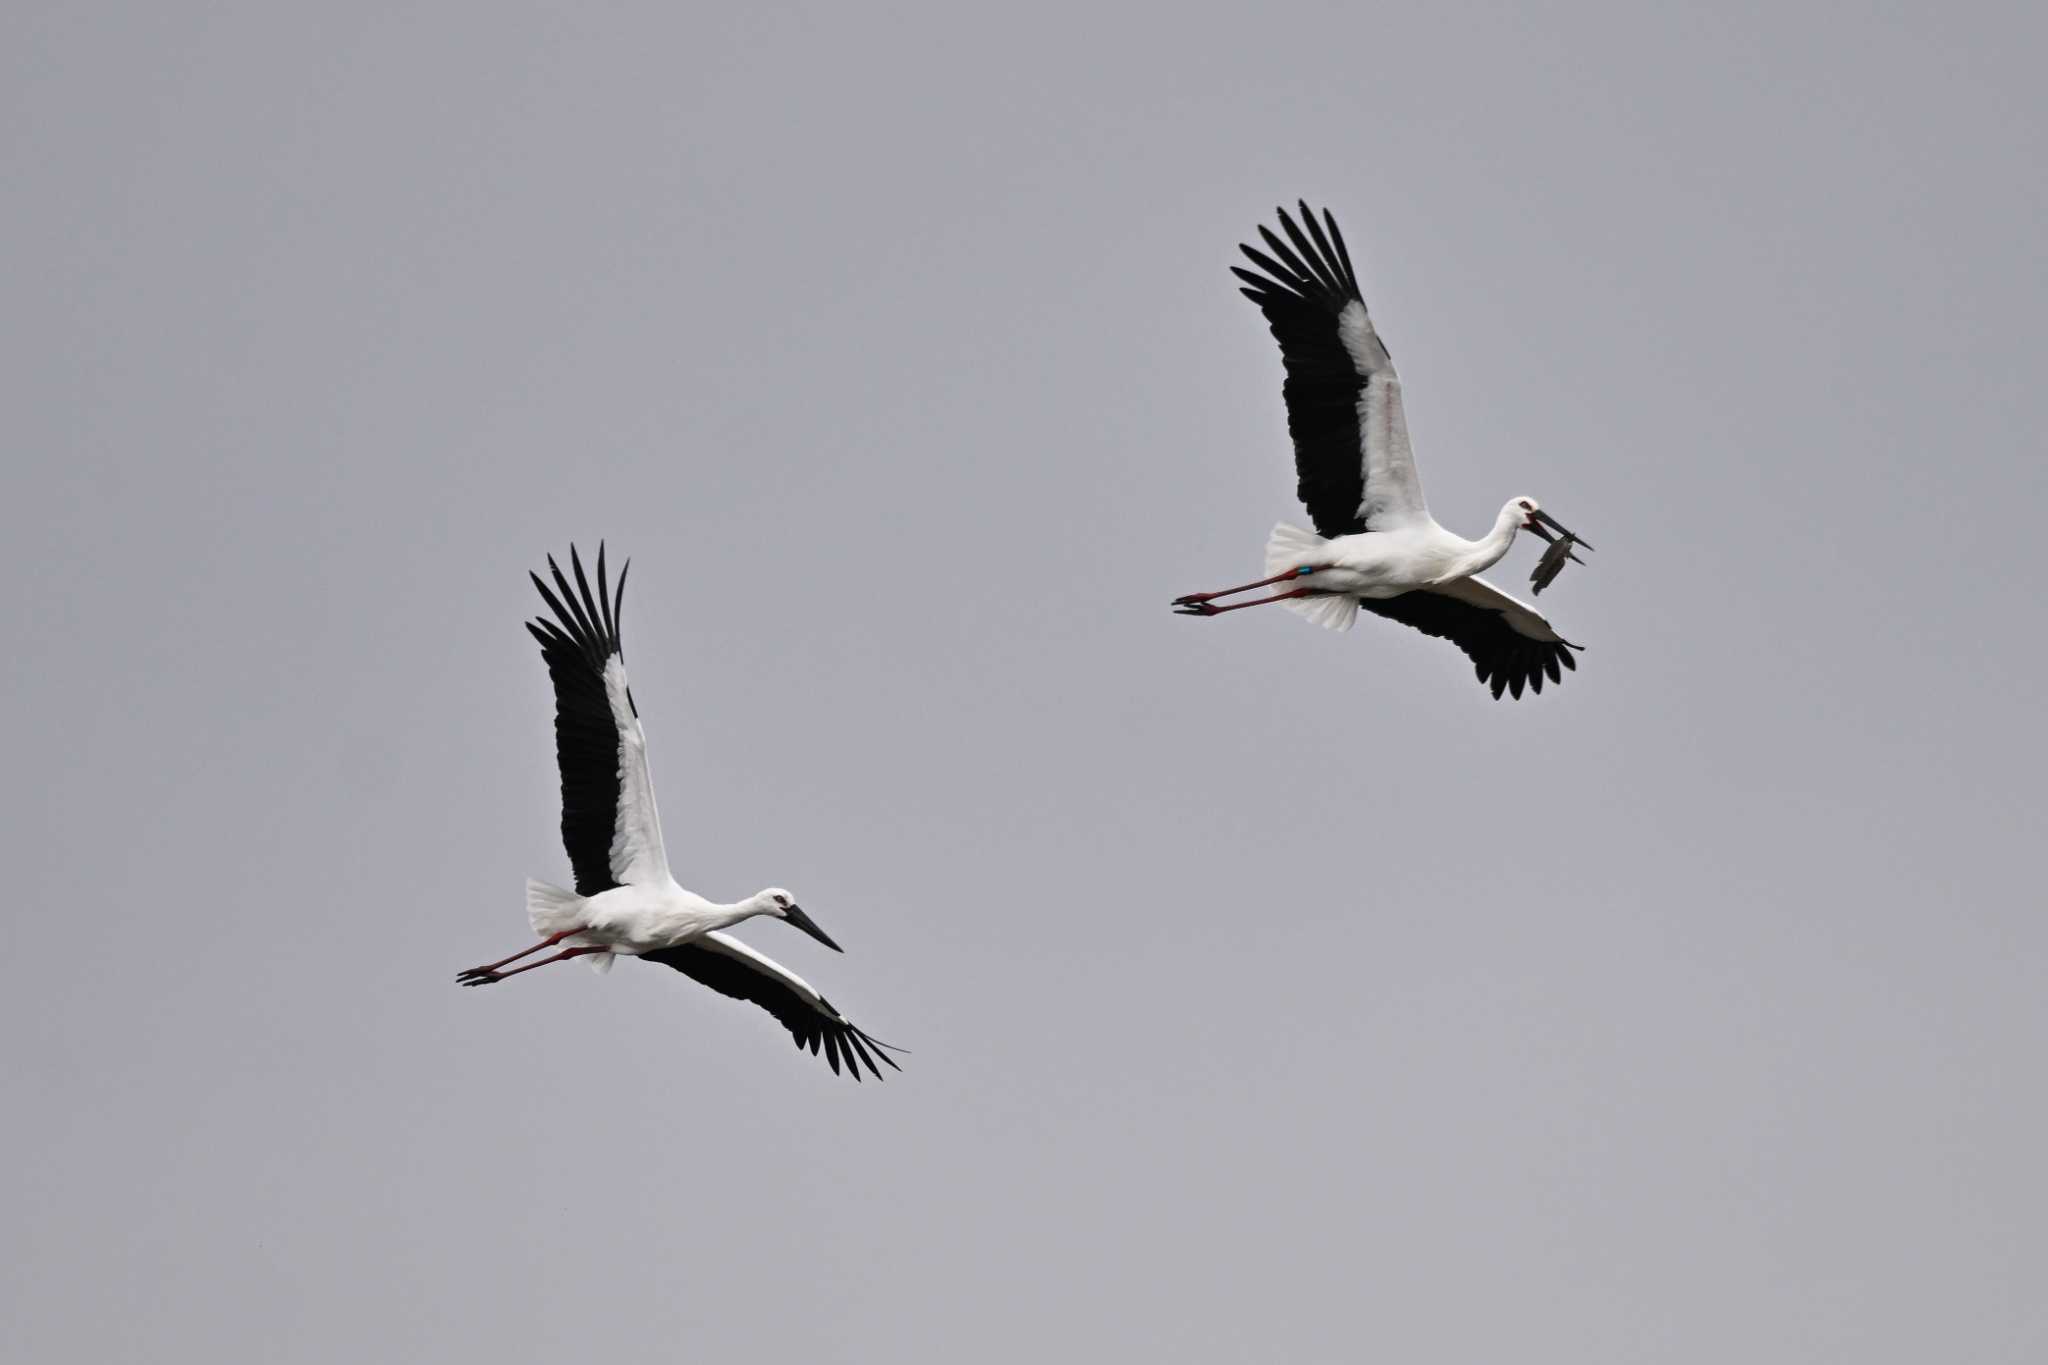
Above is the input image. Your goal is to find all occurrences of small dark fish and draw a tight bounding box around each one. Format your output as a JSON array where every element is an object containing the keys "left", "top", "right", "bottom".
[{"left": 1530, "top": 533, "right": 1584, "bottom": 596}]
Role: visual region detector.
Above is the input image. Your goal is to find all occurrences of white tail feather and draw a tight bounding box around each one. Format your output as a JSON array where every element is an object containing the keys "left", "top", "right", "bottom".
[
  {"left": 1264, "top": 523, "right": 1359, "bottom": 631},
  {"left": 525, "top": 878, "right": 583, "bottom": 936},
  {"left": 583, "top": 952, "right": 614, "bottom": 974},
  {"left": 1265, "top": 522, "right": 1326, "bottom": 577},
  {"left": 1288, "top": 592, "right": 1359, "bottom": 631}
]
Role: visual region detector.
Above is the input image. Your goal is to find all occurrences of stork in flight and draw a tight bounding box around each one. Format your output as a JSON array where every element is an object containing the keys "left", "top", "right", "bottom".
[
  {"left": 457, "top": 545, "right": 902, "bottom": 1082},
  {"left": 1174, "top": 203, "right": 1594, "bottom": 700}
]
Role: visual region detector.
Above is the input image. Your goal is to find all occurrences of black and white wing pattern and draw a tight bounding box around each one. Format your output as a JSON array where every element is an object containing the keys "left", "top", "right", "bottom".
[
  {"left": 641, "top": 933, "right": 905, "bottom": 1082},
  {"left": 525, "top": 544, "right": 672, "bottom": 895},
  {"left": 1232, "top": 202, "right": 1429, "bottom": 539},
  {"left": 1365, "top": 578, "right": 1584, "bottom": 701}
]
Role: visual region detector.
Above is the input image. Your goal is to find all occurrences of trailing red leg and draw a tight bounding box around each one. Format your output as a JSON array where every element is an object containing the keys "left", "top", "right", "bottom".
[
  {"left": 1174, "top": 587, "right": 1323, "bottom": 616},
  {"left": 1172, "top": 567, "right": 1316, "bottom": 607},
  {"left": 456, "top": 929, "right": 580, "bottom": 986},
  {"left": 464, "top": 944, "right": 607, "bottom": 985}
]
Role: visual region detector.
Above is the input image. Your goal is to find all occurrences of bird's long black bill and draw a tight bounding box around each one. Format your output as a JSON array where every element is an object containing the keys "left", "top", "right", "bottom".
[
  {"left": 784, "top": 905, "right": 843, "bottom": 953},
  {"left": 1530, "top": 509, "right": 1592, "bottom": 550}
]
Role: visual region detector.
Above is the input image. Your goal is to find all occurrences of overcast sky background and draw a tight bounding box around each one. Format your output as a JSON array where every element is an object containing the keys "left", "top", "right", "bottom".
[{"left": 5, "top": 3, "right": 2045, "bottom": 1361}]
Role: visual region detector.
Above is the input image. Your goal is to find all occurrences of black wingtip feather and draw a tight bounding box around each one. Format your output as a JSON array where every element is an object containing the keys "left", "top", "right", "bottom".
[
  {"left": 1277, "top": 208, "right": 1343, "bottom": 298},
  {"left": 1294, "top": 205, "right": 1344, "bottom": 291},
  {"left": 1320, "top": 208, "right": 1360, "bottom": 296},
  {"left": 868, "top": 1032, "right": 906, "bottom": 1071},
  {"left": 846, "top": 1033, "right": 881, "bottom": 1081},
  {"left": 613, "top": 560, "right": 629, "bottom": 659},
  {"left": 528, "top": 573, "right": 582, "bottom": 653},
  {"left": 1239, "top": 243, "right": 1302, "bottom": 291},
  {"left": 569, "top": 545, "right": 604, "bottom": 650},
  {"left": 1256, "top": 224, "right": 1318, "bottom": 289},
  {"left": 547, "top": 556, "right": 599, "bottom": 658}
]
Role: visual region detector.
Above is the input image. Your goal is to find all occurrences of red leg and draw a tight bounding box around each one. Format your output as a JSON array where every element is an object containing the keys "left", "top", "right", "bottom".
[
  {"left": 459, "top": 944, "right": 607, "bottom": 987},
  {"left": 1175, "top": 587, "right": 1324, "bottom": 616},
  {"left": 1173, "top": 568, "right": 1316, "bottom": 606},
  {"left": 457, "top": 930, "right": 581, "bottom": 985},
  {"left": 461, "top": 929, "right": 578, "bottom": 977}
]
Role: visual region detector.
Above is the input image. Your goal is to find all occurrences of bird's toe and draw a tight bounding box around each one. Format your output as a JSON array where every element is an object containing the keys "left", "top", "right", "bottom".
[
  {"left": 457, "top": 968, "right": 501, "bottom": 987},
  {"left": 1173, "top": 601, "right": 1220, "bottom": 617}
]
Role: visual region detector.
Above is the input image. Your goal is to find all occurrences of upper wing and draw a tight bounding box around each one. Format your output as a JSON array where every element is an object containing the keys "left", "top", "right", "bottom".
[
  {"left": 1361, "top": 576, "right": 1584, "bottom": 700},
  {"left": 640, "top": 932, "right": 904, "bottom": 1082},
  {"left": 1232, "top": 202, "right": 1430, "bottom": 537},
  {"left": 524, "top": 544, "right": 672, "bottom": 894}
]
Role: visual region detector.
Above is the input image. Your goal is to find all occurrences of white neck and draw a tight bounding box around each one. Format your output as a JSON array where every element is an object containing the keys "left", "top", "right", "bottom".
[
  {"left": 1448, "top": 505, "right": 1523, "bottom": 579},
  {"left": 709, "top": 893, "right": 776, "bottom": 933}
]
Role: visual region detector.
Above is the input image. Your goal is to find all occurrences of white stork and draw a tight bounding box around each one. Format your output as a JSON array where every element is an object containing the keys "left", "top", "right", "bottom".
[
  {"left": 458, "top": 545, "right": 902, "bottom": 1082},
  {"left": 1174, "top": 203, "right": 1594, "bottom": 700}
]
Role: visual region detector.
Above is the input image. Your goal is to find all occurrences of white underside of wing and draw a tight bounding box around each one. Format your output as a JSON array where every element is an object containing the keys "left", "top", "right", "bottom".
[
  {"left": 1337, "top": 300, "right": 1430, "bottom": 530},
  {"left": 696, "top": 931, "right": 831, "bottom": 1015},
  {"left": 1426, "top": 576, "right": 1565, "bottom": 643},
  {"left": 604, "top": 656, "right": 673, "bottom": 887}
]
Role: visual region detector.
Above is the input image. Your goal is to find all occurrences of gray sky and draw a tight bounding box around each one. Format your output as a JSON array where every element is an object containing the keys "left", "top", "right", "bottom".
[{"left": 5, "top": 2, "right": 2045, "bottom": 1360}]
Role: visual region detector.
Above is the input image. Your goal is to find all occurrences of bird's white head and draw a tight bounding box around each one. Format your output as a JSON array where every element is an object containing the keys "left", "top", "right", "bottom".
[
  {"left": 1507, "top": 496, "right": 1590, "bottom": 556},
  {"left": 752, "top": 888, "right": 844, "bottom": 953}
]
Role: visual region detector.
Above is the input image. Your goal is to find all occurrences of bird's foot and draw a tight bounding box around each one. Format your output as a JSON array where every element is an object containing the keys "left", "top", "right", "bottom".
[
  {"left": 1171, "top": 591, "right": 1216, "bottom": 607},
  {"left": 1173, "top": 600, "right": 1221, "bottom": 616},
  {"left": 456, "top": 967, "right": 503, "bottom": 987}
]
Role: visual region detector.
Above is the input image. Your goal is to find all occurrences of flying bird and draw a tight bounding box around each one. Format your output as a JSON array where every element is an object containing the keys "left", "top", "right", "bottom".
[
  {"left": 457, "top": 545, "right": 902, "bottom": 1081},
  {"left": 1174, "top": 203, "right": 1594, "bottom": 700}
]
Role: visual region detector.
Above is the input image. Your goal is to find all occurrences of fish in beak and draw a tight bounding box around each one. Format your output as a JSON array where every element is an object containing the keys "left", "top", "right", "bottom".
[
  {"left": 782, "top": 903, "right": 844, "bottom": 953},
  {"left": 1524, "top": 510, "right": 1592, "bottom": 596}
]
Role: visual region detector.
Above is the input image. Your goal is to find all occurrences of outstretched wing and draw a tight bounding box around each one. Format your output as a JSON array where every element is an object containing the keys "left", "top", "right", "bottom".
[
  {"left": 1233, "top": 201, "right": 1430, "bottom": 537},
  {"left": 1362, "top": 577, "right": 1583, "bottom": 701},
  {"left": 525, "top": 544, "right": 671, "bottom": 894},
  {"left": 641, "top": 932, "right": 904, "bottom": 1082}
]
